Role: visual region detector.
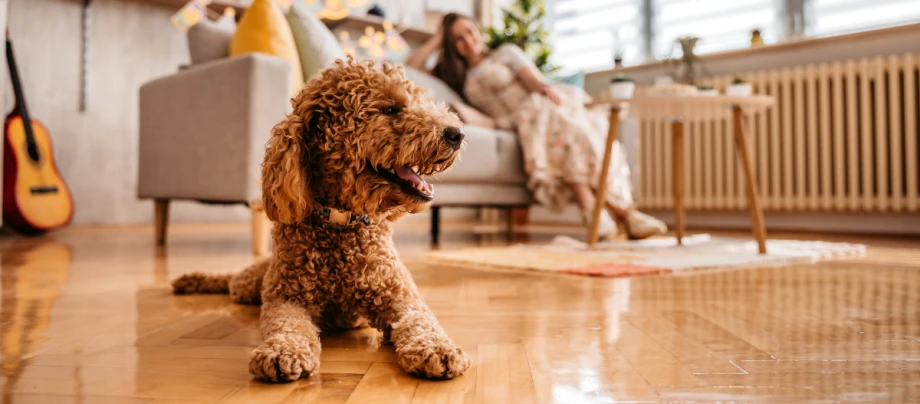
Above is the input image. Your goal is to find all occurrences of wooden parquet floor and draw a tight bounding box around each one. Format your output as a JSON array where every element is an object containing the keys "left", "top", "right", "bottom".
[{"left": 0, "top": 220, "right": 918, "bottom": 403}]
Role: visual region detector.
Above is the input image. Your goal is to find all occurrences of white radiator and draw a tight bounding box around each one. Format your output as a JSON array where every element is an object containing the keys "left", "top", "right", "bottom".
[{"left": 637, "top": 53, "right": 919, "bottom": 213}]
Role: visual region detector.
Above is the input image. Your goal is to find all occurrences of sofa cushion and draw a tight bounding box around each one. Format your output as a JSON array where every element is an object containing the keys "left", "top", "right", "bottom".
[
  {"left": 187, "top": 18, "right": 235, "bottom": 65},
  {"left": 551, "top": 71, "right": 585, "bottom": 88},
  {"left": 286, "top": 1, "right": 346, "bottom": 81},
  {"left": 230, "top": 0, "right": 303, "bottom": 95},
  {"left": 404, "top": 66, "right": 464, "bottom": 106},
  {"left": 449, "top": 102, "right": 496, "bottom": 129},
  {"left": 428, "top": 125, "right": 527, "bottom": 185},
  {"left": 432, "top": 183, "right": 532, "bottom": 206},
  {"left": 404, "top": 67, "right": 498, "bottom": 128}
]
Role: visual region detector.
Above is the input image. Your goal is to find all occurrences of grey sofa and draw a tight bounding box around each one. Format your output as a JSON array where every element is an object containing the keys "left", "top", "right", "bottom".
[
  {"left": 401, "top": 68, "right": 533, "bottom": 242},
  {"left": 138, "top": 53, "right": 531, "bottom": 248},
  {"left": 425, "top": 125, "right": 533, "bottom": 242},
  {"left": 138, "top": 53, "right": 291, "bottom": 254}
]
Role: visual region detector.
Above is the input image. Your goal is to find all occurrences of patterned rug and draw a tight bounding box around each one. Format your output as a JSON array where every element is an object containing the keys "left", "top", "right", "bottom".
[{"left": 423, "top": 234, "right": 866, "bottom": 278}]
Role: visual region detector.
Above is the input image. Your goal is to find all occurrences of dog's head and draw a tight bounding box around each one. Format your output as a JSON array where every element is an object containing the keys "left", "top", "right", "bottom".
[{"left": 261, "top": 58, "right": 464, "bottom": 224}]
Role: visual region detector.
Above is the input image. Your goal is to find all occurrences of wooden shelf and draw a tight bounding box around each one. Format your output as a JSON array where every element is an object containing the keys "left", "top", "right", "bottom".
[
  {"left": 144, "top": 0, "right": 434, "bottom": 43},
  {"left": 320, "top": 14, "right": 433, "bottom": 43},
  {"left": 585, "top": 22, "right": 920, "bottom": 77},
  {"left": 207, "top": 0, "right": 253, "bottom": 11}
]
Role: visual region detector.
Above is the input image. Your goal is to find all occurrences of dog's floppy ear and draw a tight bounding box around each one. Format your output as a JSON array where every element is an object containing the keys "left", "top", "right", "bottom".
[{"left": 261, "top": 108, "right": 314, "bottom": 224}]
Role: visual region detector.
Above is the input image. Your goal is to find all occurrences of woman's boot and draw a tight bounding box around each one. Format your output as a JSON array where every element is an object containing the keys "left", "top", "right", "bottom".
[
  {"left": 583, "top": 208, "right": 618, "bottom": 241},
  {"left": 622, "top": 210, "right": 667, "bottom": 240}
]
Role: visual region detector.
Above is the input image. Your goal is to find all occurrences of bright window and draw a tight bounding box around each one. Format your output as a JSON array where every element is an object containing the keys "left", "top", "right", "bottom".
[
  {"left": 651, "top": 0, "right": 781, "bottom": 58},
  {"left": 546, "top": 0, "right": 645, "bottom": 74},
  {"left": 807, "top": 0, "right": 920, "bottom": 37},
  {"left": 541, "top": 0, "right": 920, "bottom": 74}
]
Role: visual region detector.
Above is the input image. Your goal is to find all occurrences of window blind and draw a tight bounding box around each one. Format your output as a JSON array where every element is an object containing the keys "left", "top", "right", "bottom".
[
  {"left": 808, "top": 0, "right": 920, "bottom": 37},
  {"left": 651, "top": 0, "right": 780, "bottom": 57},
  {"left": 546, "top": 0, "right": 645, "bottom": 74}
]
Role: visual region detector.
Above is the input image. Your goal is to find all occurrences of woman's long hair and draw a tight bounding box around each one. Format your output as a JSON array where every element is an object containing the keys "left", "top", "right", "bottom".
[{"left": 432, "top": 13, "right": 476, "bottom": 99}]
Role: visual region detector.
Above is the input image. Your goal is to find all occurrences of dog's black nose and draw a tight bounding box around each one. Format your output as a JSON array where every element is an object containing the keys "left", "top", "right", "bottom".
[{"left": 443, "top": 126, "right": 464, "bottom": 149}]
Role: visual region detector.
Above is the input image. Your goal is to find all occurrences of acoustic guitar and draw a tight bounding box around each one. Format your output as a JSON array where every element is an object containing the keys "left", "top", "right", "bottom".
[{"left": 3, "top": 30, "right": 73, "bottom": 234}]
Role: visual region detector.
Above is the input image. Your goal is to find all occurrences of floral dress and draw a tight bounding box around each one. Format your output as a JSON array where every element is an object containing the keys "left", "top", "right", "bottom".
[{"left": 463, "top": 44, "right": 635, "bottom": 213}]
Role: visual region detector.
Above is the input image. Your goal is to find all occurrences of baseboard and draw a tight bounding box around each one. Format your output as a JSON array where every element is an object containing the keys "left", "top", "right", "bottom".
[
  {"left": 644, "top": 210, "right": 920, "bottom": 236},
  {"left": 524, "top": 204, "right": 920, "bottom": 236},
  {"left": 392, "top": 203, "right": 920, "bottom": 237},
  {"left": 397, "top": 206, "right": 479, "bottom": 222}
]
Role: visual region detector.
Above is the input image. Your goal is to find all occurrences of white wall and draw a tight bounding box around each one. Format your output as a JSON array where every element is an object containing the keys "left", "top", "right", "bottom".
[
  {"left": 3, "top": 0, "right": 474, "bottom": 227},
  {"left": 3, "top": 0, "right": 230, "bottom": 227},
  {"left": 426, "top": 0, "right": 475, "bottom": 18}
]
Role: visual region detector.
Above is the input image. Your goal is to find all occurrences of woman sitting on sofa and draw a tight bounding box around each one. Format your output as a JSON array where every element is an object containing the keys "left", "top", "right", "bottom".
[{"left": 406, "top": 13, "right": 666, "bottom": 240}]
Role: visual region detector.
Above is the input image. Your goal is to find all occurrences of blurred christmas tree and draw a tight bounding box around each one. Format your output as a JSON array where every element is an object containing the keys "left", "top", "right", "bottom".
[{"left": 484, "top": 0, "right": 559, "bottom": 75}]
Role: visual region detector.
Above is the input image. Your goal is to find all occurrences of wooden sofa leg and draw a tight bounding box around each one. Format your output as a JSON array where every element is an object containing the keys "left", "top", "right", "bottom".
[
  {"left": 250, "top": 201, "right": 271, "bottom": 256},
  {"left": 154, "top": 199, "right": 169, "bottom": 246},
  {"left": 431, "top": 206, "right": 441, "bottom": 244},
  {"left": 513, "top": 206, "right": 530, "bottom": 226}
]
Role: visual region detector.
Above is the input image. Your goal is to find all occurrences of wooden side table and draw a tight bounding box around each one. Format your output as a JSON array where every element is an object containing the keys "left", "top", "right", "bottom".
[{"left": 587, "top": 95, "right": 775, "bottom": 254}]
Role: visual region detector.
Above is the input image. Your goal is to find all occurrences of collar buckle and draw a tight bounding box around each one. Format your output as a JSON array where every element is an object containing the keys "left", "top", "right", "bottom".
[{"left": 313, "top": 206, "right": 372, "bottom": 227}]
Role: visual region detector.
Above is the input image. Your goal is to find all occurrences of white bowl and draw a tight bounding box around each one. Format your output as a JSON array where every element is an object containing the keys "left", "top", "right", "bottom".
[
  {"left": 726, "top": 82, "right": 752, "bottom": 96},
  {"left": 609, "top": 81, "right": 635, "bottom": 99}
]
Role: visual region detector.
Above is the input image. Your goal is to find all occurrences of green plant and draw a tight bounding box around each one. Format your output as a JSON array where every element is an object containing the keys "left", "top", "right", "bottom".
[
  {"left": 610, "top": 74, "right": 633, "bottom": 83},
  {"left": 484, "top": 0, "right": 559, "bottom": 75},
  {"left": 732, "top": 76, "right": 746, "bottom": 84},
  {"left": 697, "top": 85, "right": 714, "bottom": 90}
]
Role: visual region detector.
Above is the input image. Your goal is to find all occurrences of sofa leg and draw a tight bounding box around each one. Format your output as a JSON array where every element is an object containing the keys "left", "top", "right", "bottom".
[
  {"left": 505, "top": 207, "right": 515, "bottom": 238},
  {"left": 154, "top": 199, "right": 169, "bottom": 246},
  {"left": 431, "top": 206, "right": 441, "bottom": 244},
  {"left": 250, "top": 200, "right": 271, "bottom": 256},
  {"left": 513, "top": 206, "right": 530, "bottom": 226}
]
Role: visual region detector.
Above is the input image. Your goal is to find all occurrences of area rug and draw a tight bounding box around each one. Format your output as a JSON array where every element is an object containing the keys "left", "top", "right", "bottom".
[{"left": 423, "top": 234, "right": 866, "bottom": 278}]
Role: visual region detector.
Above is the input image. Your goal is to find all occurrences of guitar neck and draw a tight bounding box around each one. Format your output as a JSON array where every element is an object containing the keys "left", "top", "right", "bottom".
[{"left": 5, "top": 36, "right": 34, "bottom": 136}]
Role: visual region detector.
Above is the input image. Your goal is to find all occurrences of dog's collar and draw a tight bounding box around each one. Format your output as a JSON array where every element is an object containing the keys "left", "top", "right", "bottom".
[{"left": 311, "top": 206, "right": 372, "bottom": 227}]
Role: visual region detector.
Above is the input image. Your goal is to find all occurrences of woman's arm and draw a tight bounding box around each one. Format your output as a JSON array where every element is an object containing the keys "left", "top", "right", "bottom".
[
  {"left": 405, "top": 27, "right": 443, "bottom": 71},
  {"left": 515, "top": 65, "right": 547, "bottom": 93},
  {"left": 500, "top": 45, "right": 562, "bottom": 105},
  {"left": 517, "top": 66, "right": 561, "bottom": 105}
]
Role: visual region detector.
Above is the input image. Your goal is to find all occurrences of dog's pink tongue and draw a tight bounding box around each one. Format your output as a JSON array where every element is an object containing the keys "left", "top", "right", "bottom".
[
  {"left": 394, "top": 166, "right": 422, "bottom": 185},
  {"left": 395, "top": 166, "right": 434, "bottom": 196}
]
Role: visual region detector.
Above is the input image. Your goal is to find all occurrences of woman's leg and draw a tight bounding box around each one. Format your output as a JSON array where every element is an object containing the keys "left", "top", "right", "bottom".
[
  {"left": 605, "top": 201, "right": 629, "bottom": 221},
  {"left": 579, "top": 183, "right": 631, "bottom": 222},
  {"left": 581, "top": 114, "right": 665, "bottom": 239},
  {"left": 571, "top": 183, "right": 595, "bottom": 214},
  {"left": 602, "top": 195, "right": 666, "bottom": 240},
  {"left": 571, "top": 183, "right": 618, "bottom": 238}
]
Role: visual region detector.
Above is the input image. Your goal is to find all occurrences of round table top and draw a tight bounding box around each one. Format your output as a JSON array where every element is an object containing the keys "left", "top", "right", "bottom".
[{"left": 587, "top": 94, "right": 775, "bottom": 121}]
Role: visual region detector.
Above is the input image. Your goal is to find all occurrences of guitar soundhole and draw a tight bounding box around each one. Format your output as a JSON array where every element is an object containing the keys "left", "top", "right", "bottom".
[{"left": 30, "top": 185, "right": 58, "bottom": 195}]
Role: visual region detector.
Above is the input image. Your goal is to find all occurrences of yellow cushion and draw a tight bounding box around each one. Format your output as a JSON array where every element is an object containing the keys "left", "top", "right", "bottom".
[{"left": 230, "top": 0, "right": 304, "bottom": 94}]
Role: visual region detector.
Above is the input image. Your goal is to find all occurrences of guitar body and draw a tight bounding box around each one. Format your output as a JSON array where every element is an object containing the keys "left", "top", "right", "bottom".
[{"left": 3, "top": 115, "right": 73, "bottom": 233}]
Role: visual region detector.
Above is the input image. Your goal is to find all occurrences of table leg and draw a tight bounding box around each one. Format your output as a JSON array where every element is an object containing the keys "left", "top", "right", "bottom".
[
  {"left": 732, "top": 106, "right": 768, "bottom": 254},
  {"left": 587, "top": 107, "right": 621, "bottom": 246},
  {"left": 672, "top": 119, "right": 685, "bottom": 245}
]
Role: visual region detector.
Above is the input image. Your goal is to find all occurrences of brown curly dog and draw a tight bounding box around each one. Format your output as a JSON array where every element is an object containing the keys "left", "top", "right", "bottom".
[{"left": 170, "top": 58, "right": 470, "bottom": 382}]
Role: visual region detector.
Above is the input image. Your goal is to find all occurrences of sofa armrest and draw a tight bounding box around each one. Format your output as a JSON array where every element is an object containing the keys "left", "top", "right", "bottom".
[{"left": 138, "top": 53, "right": 292, "bottom": 202}]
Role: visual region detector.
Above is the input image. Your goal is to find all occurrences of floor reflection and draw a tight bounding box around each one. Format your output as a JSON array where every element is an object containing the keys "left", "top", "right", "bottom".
[
  {"left": 0, "top": 223, "right": 915, "bottom": 402},
  {"left": 0, "top": 240, "right": 72, "bottom": 400}
]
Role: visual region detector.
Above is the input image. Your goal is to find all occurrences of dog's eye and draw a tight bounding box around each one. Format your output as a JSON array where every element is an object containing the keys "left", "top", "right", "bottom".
[{"left": 380, "top": 106, "right": 400, "bottom": 115}]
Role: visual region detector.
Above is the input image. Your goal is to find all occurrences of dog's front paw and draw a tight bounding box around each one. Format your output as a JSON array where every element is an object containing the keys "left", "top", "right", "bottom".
[
  {"left": 249, "top": 336, "right": 319, "bottom": 382},
  {"left": 396, "top": 341, "right": 471, "bottom": 380}
]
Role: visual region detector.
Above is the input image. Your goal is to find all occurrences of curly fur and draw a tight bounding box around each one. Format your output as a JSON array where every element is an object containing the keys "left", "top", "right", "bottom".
[{"left": 171, "top": 58, "right": 470, "bottom": 382}]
